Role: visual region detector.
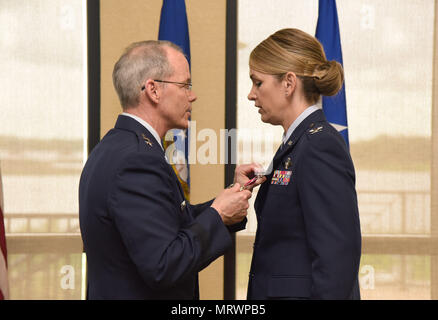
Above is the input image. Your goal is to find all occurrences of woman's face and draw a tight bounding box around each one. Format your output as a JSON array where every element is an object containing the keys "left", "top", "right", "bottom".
[{"left": 247, "top": 69, "right": 288, "bottom": 126}]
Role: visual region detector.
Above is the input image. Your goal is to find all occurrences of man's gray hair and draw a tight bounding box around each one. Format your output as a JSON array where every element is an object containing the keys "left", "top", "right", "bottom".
[{"left": 112, "top": 40, "right": 183, "bottom": 109}]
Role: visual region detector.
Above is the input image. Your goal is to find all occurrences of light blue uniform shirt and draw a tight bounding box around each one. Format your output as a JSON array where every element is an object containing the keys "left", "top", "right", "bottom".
[{"left": 282, "top": 104, "right": 320, "bottom": 146}]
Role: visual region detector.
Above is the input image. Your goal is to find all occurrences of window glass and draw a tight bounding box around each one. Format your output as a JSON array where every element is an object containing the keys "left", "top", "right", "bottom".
[{"left": 0, "top": 0, "right": 86, "bottom": 299}]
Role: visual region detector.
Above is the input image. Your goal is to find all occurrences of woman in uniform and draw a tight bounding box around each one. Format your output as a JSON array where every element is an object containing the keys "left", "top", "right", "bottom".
[{"left": 246, "top": 28, "right": 362, "bottom": 300}]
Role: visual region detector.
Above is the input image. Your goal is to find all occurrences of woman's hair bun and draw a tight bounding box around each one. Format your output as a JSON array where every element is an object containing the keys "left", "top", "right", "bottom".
[
  {"left": 249, "top": 28, "right": 345, "bottom": 103},
  {"left": 313, "top": 60, "right": 344, "bottom": 96}
]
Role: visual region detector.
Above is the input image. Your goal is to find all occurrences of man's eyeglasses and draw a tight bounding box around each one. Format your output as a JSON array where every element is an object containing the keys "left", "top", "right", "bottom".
[{"left": 141, "top": 79, "right": 193, "bottom": 91}]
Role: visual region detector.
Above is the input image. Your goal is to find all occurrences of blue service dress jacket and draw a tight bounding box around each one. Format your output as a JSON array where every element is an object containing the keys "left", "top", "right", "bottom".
[
  {"left": 79, "top": 115, "right": 241, "bottom": 299},
  {"left": 247, "top": 109, "right": 362, "bottom": 300}
]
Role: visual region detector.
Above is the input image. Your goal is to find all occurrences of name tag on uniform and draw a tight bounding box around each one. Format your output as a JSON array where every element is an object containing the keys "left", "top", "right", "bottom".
[{"left": 271, "top": 170, "right": 292, "bottom": 185}]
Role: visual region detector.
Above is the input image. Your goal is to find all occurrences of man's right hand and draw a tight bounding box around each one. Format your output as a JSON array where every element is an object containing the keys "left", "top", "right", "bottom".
[{"left": 211, "top": 183, "right": 252, "bottom": 225}]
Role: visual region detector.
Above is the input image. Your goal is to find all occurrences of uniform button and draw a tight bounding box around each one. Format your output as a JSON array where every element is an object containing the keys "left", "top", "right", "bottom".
[{"left": 249, "top": 273, "right": 255, "bottom": 278}]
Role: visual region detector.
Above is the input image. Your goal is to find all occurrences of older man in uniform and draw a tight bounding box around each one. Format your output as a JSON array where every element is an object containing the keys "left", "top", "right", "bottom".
[{"left": 79, "top": 40, "right": 259, "bottom": 299}]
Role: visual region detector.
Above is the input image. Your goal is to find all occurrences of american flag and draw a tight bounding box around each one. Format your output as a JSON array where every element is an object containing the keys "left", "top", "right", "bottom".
[{"left": 0, "top": 165, "right": 9, "bottom": 300}]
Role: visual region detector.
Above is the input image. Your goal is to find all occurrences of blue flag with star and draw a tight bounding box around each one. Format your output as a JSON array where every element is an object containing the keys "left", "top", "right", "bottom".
[
  {"left": 158, "top": 0, "right": 191, "bottom": 199},
  {"left": 315, "top": 0, "right": 349, "bottom": 147}
]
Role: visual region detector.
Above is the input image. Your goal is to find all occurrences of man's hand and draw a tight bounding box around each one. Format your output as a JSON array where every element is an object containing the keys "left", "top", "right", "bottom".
[
  {"left": 211, "top": 183, "right": 252, "bottom": 225},
  {"left": 234, "top": 163, "right": 267, "bottom": 191}
]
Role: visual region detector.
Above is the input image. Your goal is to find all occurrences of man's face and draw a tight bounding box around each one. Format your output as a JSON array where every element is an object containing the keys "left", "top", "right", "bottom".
[{"left": 159, "top": 47, "right": 197, "bottom": 130}]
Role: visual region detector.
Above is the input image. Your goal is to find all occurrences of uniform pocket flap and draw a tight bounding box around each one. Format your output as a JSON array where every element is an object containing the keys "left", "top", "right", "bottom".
[{"left": 268, "top": 276, "right": 312, "bottom": 298}]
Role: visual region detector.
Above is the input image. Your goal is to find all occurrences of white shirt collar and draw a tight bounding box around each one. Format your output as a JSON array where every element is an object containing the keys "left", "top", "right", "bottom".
[
  {"left": 282, "top": 104, "right": 320, "bottom": 145},
  {"left": 121, "top": 112, "right": 163, "bottom": 150}
]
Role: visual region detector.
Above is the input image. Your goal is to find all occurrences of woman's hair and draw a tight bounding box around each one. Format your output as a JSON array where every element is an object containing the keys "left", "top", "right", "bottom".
[
  {"left": 249, "top": 28, "right": 344, "bottom": 104},
  {"left": 112, "top": 40, "right": 183, "bottom": 109}
]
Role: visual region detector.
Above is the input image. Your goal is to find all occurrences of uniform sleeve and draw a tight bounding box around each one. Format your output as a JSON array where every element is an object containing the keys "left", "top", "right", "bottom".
[
  {"left": 189, "top": 200, "right": 247, "bottom": 233},
  {"left": 189, "top": 199, "right": 214, "bottom": 218},
  {"left": 108, "top": 152, "right": 232, "bottom": 289},
  {"left": 297, "top": 132, "right": 361, "bottom": 299}
]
